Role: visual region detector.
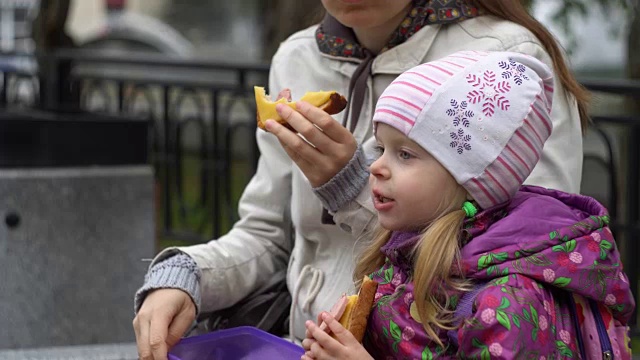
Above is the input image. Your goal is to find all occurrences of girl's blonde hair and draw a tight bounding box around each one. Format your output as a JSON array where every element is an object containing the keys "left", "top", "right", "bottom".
[{"left": 354, "top": 208, "right": 470, "bottom": 347}]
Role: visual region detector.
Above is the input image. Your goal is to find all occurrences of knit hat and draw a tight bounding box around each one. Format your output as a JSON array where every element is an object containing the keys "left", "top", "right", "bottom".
[{"left": 372, "top": 51, "right": 554, "bottom": 209}]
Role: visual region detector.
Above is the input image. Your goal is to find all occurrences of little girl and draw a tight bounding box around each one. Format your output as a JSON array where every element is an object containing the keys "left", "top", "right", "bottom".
[{"left": 301, "top": 51, "right": 635, "bottom": 359}]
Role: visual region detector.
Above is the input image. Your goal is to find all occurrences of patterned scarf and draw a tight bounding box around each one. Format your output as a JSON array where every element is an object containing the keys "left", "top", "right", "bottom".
[{"left": 316, "top": 0, "right": 481, "bottom": 60}]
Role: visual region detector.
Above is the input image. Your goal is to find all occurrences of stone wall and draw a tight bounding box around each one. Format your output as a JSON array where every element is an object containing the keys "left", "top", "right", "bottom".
[{"left": 0, "top": 166, "right": 155, "bottom": 349}]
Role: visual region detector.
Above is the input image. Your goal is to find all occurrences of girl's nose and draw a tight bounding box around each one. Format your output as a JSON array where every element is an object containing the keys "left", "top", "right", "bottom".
[{"left": 369, "top": 156, "right": 389, "bottom": 179}]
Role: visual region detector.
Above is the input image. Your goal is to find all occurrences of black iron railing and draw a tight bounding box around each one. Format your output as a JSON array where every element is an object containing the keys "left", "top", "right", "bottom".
[
  {"left": 1, "top": 50, "right": 639, "bottom": 325},
  {"left": 1, "top": 50, "right": 270, "bottom": 242},
  {"left": 581, "top": 78, "right": 640, "bottom": 329}
]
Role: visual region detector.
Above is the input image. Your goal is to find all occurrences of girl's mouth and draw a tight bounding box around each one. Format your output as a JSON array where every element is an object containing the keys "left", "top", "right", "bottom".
[{"left": 372, "top": 191, "right": 395, "bottom": 211}]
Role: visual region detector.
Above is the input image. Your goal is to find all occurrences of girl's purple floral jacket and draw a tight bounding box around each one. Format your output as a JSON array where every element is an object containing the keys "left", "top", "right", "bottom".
[{"left": 364, "top": 186, "right": 635, "bottom": 359}]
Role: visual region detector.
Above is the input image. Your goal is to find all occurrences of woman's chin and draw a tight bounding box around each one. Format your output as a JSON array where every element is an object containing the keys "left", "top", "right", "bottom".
[{"left": 332, "top": 11, "right": 377, "bottom": 29}]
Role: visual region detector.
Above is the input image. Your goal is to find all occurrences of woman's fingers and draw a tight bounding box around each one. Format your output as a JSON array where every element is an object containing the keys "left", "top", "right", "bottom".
[
  {"left": 274, "top": 104, "right": 333, "bottom": 152},
  {"left": 133, "top": 315, "right": 153, "bottom": 360},
  {"left": 165, "top": 307, "right": 195, "bottom": 349},
  {"left": 133, "top": 310, "right": 172, "bottom": 360},
  {"left": 265, "top": 102, "right": 358, "bottom": 188},
  {"left": 283, "top": 102, "right": 357, "bottom": 175},
  {"left": 133, "top": 289, "right": 196, "bottom": 360},
  {"left": 148, "top": 315, "right": 171, "bottom": 360},
  {"left": 265, "top": 120, "right": 312, "bottom": 165},
  {"left": 296, "top": 101, "right": 356, "bottom": 146}
]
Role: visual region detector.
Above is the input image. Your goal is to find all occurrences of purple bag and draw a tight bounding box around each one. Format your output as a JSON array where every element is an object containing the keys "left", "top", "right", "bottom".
[{"left": 168, "top": 326, "right": 304, "bottom": 360}]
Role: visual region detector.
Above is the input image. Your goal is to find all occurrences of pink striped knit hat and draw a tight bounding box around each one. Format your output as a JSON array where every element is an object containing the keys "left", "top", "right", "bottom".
[{"left": 373, "top": 51, "right": 554, "bottom": 209}]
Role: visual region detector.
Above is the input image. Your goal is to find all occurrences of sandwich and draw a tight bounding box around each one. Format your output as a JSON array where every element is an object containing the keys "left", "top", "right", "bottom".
[
  {"left": 320, "top": 276, "right": 378, "bottom": 343},
  {"left": 254, "top": 86, "right": 347, "bottom": 130}
]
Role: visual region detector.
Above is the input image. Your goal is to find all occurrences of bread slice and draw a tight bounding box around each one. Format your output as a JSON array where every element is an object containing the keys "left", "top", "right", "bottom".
[
  {"left": 254, "top": 86, "right": 347, "bottom": 130},
  {"left": 325, "top": 276, "right": 378, "bottom": 343},
  {"left": 344, "top": 276, "right": 378, "bottom": 343}
]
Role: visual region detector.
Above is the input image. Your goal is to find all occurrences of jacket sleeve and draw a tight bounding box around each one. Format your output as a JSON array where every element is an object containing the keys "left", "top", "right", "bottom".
[
  {"left": 312, "top": 142, "right": 378, "bottom": 239},
  {"left": 313, "top": 145, "right": 369, "bottom": 213},
  {"left": 325, "top": 137, "right": 378, "bottom": 239},
  {"left": 134, "top": 253, "right": 201, "bottom": 314},
  {"left": 507, "top": 41, "right": 583, "bottom": 194},
  {"left": 148, "top": 56, "right": 294, "bottom": 314},
  {"left": 457, "top": 282, "right": 558, "bottom": 359}
]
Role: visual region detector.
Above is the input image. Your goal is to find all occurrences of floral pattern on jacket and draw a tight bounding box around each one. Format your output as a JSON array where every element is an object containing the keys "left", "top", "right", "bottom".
[{"left": 364, "top": 186, "right": 634, "bottom": 359}]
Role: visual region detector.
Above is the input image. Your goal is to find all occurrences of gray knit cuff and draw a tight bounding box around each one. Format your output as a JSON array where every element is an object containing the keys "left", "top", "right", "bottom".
[
  {"left": 313, "top": 145, "right": 370, "bottom": 212},
  {"left": 134, "top": 253, "right": 201, "bottom": 315}
]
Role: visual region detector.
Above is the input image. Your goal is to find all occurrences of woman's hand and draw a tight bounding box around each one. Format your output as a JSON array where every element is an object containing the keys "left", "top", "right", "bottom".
[
  {"left": 133, "top": 289, "right": 196, "bottom": 360},
  {"left": 301, "top": 312, "right": 373, "bottom": 360},
  {"left": 265, "top": 100, "right": 357, "bottom": 188}
]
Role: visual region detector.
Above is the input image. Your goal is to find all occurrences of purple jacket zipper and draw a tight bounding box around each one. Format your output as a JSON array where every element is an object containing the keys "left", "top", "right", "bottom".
[{"left": 589, "top": 299, "right": 614, "bottom": 359}]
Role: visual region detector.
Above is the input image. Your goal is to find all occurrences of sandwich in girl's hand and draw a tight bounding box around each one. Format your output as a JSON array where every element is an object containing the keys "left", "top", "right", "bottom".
[{"left": 319, "top": 276, "right": 378, "bottom": 343}]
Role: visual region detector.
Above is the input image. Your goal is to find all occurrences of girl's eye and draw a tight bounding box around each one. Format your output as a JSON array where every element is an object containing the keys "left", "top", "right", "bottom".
[
  {"left": 373, "top": 145, "right": 384, "bottom": 156},
  {"left": 399, "top": 150, "right": 412, "bottom": 160}
]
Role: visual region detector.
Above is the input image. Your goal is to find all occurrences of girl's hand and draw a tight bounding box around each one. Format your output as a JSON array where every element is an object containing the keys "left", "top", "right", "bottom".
[
  {"left": 265, "top": 101, "right": 357, "bottom": 188},
  {"left": 301, "top": 312, "right": 373, "bottom": 360},
  {"left": 302, "top": 312, "right": 325, "bottom": 358},
  {"left": 301, "top": 318, "right": 318, "bottom": 358}
]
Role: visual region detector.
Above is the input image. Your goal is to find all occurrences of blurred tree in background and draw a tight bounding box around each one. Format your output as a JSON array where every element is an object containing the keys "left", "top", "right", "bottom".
[
  {"left": 261, "top": 0, "right": 324, "bottom": 60},
  {"left": 525, "top": 0, "right": 638, "bottom": 98},
  {"left": 530, "top": 0, "right": 635, "bottom": 54}
]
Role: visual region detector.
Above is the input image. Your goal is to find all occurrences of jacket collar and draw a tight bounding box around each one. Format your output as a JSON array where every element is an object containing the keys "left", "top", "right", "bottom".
[
  {"left": 316, "top": 0, "right": 480, "bottom": 61},
  {"left": 324, "top": 24, "right": 443, "bottom": 77}
]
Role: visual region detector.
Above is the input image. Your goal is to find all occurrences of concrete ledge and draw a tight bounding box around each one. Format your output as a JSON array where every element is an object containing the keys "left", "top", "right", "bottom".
[{"left": 0, "top": 343, "right": 138, "bottom": 360}]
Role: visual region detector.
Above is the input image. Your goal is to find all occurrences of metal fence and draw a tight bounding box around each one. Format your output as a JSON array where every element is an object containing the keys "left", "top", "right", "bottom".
[
  {"left": 1, "top": 49, "right": 270, "bottom": 242},
  {"left": 581, "top": 78, "right": 640, "bottom": 330},
  {"left": 1, "top": 49, "right": 639, "bottom": 326}
]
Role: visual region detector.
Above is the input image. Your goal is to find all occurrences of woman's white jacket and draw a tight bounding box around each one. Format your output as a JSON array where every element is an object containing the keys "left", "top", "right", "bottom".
[{"left": 154, "top": 16, "right": 583, "bottom": 340}]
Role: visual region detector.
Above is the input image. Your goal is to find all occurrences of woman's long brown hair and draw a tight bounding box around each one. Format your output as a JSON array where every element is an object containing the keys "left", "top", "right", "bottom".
[{"left": 471, "top": 0, "right": 591, "bottom": 133}]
